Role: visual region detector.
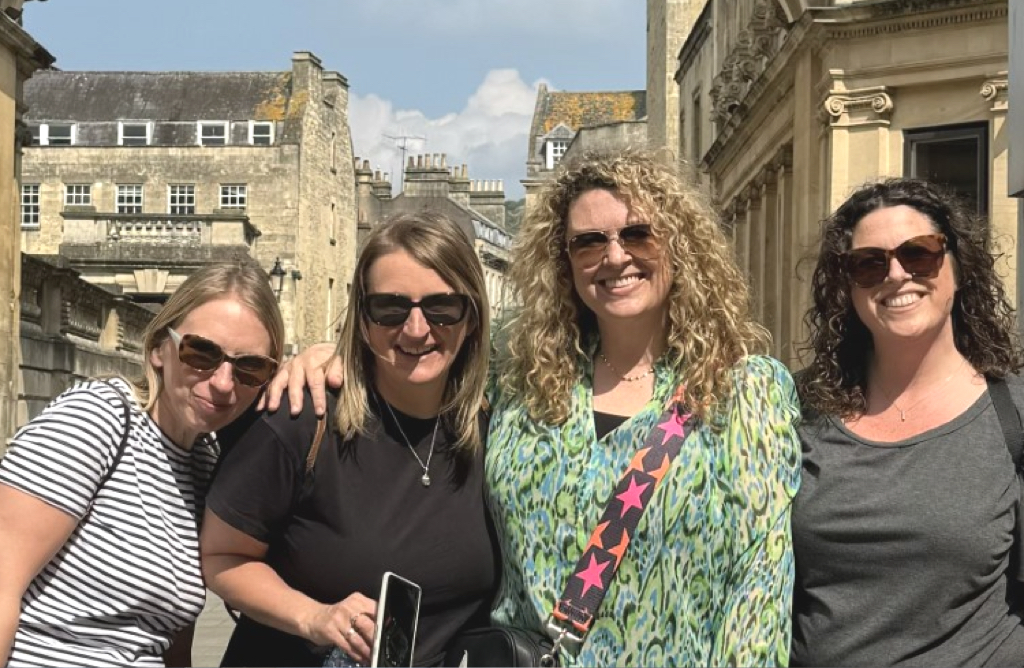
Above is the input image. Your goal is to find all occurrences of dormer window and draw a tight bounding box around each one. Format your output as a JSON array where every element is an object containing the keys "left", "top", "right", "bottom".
[
  {"left": 198, "top": 121, "right": 229, "bottom": 146},
  {"left": 119, "top": 122, "right": 151, "bottom": 146},
  {"left": 35, "top": 123, "right": 75, "bottom": 146},
  {"left": 545, "top": 139, "right": 569, "bottom": 169},
  {"left": 250, "top": 121, "right": 274, "bottom": 145}
]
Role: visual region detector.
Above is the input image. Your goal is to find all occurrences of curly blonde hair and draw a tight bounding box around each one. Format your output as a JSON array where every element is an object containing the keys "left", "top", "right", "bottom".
[{"left": 501, "top": 148, "right": 767, "bottom": 424}]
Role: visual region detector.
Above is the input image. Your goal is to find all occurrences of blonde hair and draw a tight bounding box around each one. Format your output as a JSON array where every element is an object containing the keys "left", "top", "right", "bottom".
[
  {"left": 502, "top": 148, "right": 767, "bottom": 423},
  {"left": 129, "top": 259, "right": 285, "bottom": 410},
  {"left": 332, "top": 212, "right": 490, "bottom": 460}
]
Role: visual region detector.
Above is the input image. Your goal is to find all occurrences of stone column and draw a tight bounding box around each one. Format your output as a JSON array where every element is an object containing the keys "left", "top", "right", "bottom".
[
  {"left": 774, "top": 146, "right": 796, "bottom": 364},
  {"left": 981, "top": 73, "right": 1018, "bottom": 307},
  {"left": 823, "top": 75, "right": 894, "bottom": 210},
  {"left": 746, "top": 181, "right": 765, "bottom": 324},
  {"left": 760, "top": 170, "right": 781, "bottom": 358}
]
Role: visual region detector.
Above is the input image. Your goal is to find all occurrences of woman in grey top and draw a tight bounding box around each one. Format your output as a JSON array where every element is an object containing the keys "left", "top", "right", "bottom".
[{"left": 792, "top": 178, "right": 1024, "bottom": 667}]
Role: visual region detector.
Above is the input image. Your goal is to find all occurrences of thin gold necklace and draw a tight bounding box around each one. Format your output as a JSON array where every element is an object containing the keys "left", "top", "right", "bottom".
[
  {"left": 597, "top": 351, "right": 656, "bottom": 383},
  {"left": 875, "top": 357, "right": 966, "bottom": 422}
]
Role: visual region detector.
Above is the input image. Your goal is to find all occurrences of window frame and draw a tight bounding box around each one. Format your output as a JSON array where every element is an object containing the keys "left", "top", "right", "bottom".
[
  {"left": 197, "top": 121, "right": 229, "bottom": 146},
  {"left": 219, "top": 183, "right": 248, "bottom": 209},
  {"left": 904, "top": 122, "right": 989, "bottom": 217},
  {"left": 40, "top": 123, "right": 76, "bottom": 146},
  {"left": 168, "top": 184, "right": 196, "bottom": 215},
  {"left": 63, "top": 183, "right": 92, "bottom": 207},
  {"left": 249, "top": 121, "right": 274, "bottom": 146},
  {"left": 116, "top": 184, "right": 144, "bottom": 214},
  {"left": 20, "top": 184, "right": 40, "bottom": 228},
  {"left": 118, "top": 121, "right": 152, "bottom": 146},
  {"left": 546, "top": 139, "right": 569, "bottom": 170}
]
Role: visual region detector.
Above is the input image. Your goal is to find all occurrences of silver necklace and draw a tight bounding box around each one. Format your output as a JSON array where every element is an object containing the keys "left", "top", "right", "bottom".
[
  {"left": 381, "top": 398, "right": 438, "bottom": 487},
  {"left": 598, "top": 351, "right": 656, "bottom": 383},
  {"left": 875, "top": 357, "right": 966, "bottom": 422}
]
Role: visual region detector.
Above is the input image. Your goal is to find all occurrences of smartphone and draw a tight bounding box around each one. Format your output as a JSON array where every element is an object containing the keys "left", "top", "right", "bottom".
[{"left": 370, "top": 572, "right": 422, "bottom": 668}]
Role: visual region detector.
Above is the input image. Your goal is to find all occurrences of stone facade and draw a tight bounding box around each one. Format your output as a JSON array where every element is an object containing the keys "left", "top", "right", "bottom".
[
  {"left": 646, "top": 0, "right": 707, "bottom": 151},
  {"left": 20, "top": 51, "right": 357, "bottom": 353},
  {"left": 355, "top": 154, "right": 514, "bottom": 321},
  {"left": 670, "top": 0, "right": 1015, "bottom": 364},
  {"left": 0, "top": 8, "right": 53, "bottom": 444}
]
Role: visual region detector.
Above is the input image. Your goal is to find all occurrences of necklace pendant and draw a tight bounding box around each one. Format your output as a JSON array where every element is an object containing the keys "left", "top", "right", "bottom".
[{"left": 421, "top": 473, "right": 431, "bottom": 487}]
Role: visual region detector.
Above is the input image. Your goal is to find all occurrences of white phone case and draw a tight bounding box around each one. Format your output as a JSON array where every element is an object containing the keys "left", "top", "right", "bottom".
[{"left": 370, "top": 571, "right": 422, "bottom": 668}]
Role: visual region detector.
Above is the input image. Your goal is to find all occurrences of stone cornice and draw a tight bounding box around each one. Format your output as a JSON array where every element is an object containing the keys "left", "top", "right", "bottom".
[
  {"left": 980, "top": 72, "right": 1008, "bottom": 112},
  {"left": 0, "top": 12, "right": 54, "bottom": 77},
  {"left": 814, "top": 1, "right": 1007, "bottom": 42},
  {"left": 824, "top": 86, "right": 894, "bottom": 127}
]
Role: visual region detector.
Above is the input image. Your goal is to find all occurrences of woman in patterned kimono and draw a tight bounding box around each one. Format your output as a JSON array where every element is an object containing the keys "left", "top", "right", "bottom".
[{"left": 270, "top": 148, "right": 801, "bottom": 666}]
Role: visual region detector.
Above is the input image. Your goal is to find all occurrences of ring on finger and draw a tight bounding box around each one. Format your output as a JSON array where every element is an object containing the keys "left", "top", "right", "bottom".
[
  {"left": 350, "top": 611, "right": 370, "bottom": 626},
  {"left": 346, "top": 626, "right": 358, "bottom": 639}
]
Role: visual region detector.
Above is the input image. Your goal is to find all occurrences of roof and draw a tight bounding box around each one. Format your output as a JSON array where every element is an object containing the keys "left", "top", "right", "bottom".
[
  {"left": 24, "top": 70, "right": 296, "bottom": 122},
  {"left": 530, "top": 86, "right": 647, "bottom": 142}
]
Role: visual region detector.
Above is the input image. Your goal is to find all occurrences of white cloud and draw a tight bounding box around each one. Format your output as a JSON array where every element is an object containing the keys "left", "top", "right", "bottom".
[{"left": 350, "top": 68, "right": 544, "bottom": 201}]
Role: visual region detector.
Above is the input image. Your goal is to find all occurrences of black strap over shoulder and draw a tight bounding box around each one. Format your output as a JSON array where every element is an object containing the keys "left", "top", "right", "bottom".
[{"left": 988, "top": 377, "right": 1023, "bottom": 471}]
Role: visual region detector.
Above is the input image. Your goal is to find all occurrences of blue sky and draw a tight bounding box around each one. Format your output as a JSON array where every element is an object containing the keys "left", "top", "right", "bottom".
[{"left": 24, "top": 0, "right": 646, "bottom": 199}]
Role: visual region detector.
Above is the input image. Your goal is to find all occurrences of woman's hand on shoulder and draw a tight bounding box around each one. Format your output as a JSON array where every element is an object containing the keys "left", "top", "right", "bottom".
[
  {"left": 258, "top": 342, "right": 341, "bottom": 417},
  {"left": 300, "top": 592, "right": 378, "bottom": 666}
]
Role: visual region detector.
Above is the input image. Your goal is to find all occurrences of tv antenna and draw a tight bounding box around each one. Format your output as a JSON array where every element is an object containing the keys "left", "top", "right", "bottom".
[{"left": 383, "top": 132, "right": 425, "bottom": 192}]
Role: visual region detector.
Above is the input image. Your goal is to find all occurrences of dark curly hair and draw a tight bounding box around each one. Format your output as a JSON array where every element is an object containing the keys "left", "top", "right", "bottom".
[{"left": 797, "top": 177, "right": 1023, "bottom": 417}]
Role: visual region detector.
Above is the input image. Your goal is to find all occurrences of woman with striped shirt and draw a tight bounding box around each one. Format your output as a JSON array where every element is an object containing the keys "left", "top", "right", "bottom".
[{"left": 0, "top": 261, "right": 285, "bottom": 667}]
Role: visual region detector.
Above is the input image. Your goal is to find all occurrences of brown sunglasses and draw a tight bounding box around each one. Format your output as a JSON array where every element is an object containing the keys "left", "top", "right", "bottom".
[
  {"left": 842, "top": 234, "right": 948, "bottom": 289},
  {"left": 167, "top": 328, "right": 278, "bottom": 387}
]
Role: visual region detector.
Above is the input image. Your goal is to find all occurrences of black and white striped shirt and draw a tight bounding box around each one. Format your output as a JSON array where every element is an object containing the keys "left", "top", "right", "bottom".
[{"left": 0, "top": 378, "right": 218, "bottom": 667}]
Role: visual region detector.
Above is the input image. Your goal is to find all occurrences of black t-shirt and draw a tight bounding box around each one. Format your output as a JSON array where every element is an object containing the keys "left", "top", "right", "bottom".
[{"left": 208, "top": 389, "right": 499, "bottom": 667}]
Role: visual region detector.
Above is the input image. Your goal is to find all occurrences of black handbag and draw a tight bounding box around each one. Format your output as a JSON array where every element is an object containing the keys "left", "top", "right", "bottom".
[
  {"left": 444, "top": 390, "right": 697, "bottom": 667},
  {"left": 443, "top": 626, "right": 555, "bottom": 667}
]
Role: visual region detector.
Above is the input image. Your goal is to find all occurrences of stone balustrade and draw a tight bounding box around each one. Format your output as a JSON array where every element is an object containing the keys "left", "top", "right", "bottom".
[
  {"left": 17, "top": 254, "right": 154, "bottom": 431},
  {"left": 61, "top": 211, "right": 260, "bottom": 248}
]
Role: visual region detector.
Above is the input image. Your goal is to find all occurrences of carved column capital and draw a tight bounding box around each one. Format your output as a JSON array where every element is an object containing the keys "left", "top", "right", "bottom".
[
  {"left": 980, "top": 74, "right": 1008, "bottom": 112},
  {"left": 824, "top": 86, "right": 893, "bottom": 127}
]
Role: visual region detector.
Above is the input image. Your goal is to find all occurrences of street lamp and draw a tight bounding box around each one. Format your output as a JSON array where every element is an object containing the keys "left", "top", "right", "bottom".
[{"left": 269, "top": 257, "right": 286, "bottom": 301}]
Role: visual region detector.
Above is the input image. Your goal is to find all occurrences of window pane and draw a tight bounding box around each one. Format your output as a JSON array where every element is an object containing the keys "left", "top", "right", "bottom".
[
  {"left": 21, "top": 184, "right": 39, "bottom": 227},
  {"left": 48, "top": 124, "right": 73, "bottom": 146},
  {"left": 906, "top": 123, "right": 987, "bottom": 216},
  {"left": 252, "top": 122, "right": 272, "bottom": 145},
  {"left": 116, "top": 184, "right": 143, "bottom": 214},
  {"left": 169, "top": 184, "right": 196, "bottom": 215},
  {"left": 122, "top": 124, "right": 148, "bottom": 146},
  {"left": 220, "top": 184, "right": 247, "bottom": 208},
  {"left": 64, "top": 184, "right": 91, "bottom": 206},
  {"left": 201, "top": 123, "right": 227, "bottom": 146}
]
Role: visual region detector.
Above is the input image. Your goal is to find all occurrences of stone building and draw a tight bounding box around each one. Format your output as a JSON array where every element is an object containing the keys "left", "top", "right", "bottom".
[
  {"left": 0, "top": 5, "right": 53, "bottom": 443},
  {"left": 20, "top": 51, "right": 357, "bottom": 354},
  {"left": 355, "top": 154, "right": 514, "bottom": 321},
  {"left": 669, "top": 0, "right": 1013, "bottom": 363},
  {"left": 521, "top": 84, "right": 647, "bottom": 210}
]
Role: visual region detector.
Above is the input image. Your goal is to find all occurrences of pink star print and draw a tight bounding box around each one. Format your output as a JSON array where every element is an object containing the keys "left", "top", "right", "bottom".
[
  {"left": 574, "top": 553, "right": 610, "bottom": 597},
  {"left": 616, "top": 474, "right": 650, "bottom": 518},
  {"left": 659, "top": 413, "right": 686, "bottom": 445}
]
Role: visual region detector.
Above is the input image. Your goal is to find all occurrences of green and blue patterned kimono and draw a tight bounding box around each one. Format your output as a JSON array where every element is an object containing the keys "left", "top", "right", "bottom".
[{"left": 486, "top": 354, "right": 801, "bottom": 667}]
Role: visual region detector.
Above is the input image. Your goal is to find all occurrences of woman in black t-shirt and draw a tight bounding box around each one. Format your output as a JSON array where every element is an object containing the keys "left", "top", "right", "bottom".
[{"left": 201, "top": 212, "right": 499, "bottom": 667}]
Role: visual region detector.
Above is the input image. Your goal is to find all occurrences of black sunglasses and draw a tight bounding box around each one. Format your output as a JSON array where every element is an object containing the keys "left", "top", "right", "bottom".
[
  {"left": 842, "top": 233, "right": 948, "bottom": 289},
  {"left": 167, "top": 328, "right": 278, "bottom": 387},
  {"left": 363, "top": 293, "right": 470, "bottom": 327},
  {"left": 566, "top": 224, "right": 660, "bottom": 266}
]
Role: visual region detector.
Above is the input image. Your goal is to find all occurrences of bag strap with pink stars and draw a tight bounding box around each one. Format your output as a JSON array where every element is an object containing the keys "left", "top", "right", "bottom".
[{"left": 540, "top": 387, "right": 696, "bottom": 663}]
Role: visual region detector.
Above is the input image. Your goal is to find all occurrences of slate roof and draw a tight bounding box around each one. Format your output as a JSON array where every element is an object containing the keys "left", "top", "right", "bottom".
[
  {"left": 529, "top": 85, "right": 647, "bottom": 144},
  {"left": 24, "top": 70, "right": 295, "bottom": 122}
]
